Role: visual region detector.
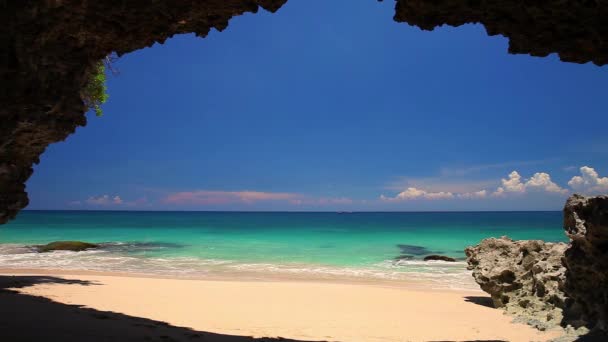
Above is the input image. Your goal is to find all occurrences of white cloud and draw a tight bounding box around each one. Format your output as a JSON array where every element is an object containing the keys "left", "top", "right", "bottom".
[
  {"left": 386, "top": 177, "right": 496, "bottom": 194},
  {"left": 424, "top": 191, "right": 455, "bottom": 200},
  {"left": 457, "top": 190, "right": 487, "bottom": 199},
  {"left": 86, "top": 195, "right": 111, "bottom": 205},
  {"left": 526, "top": 172, "right": 567, "bottom": 193},
  {"left": 162, "top": 190, "right": 357, "bottom": 207},
  {"left": 395, "top": 187, "right": 427, "bottom": 199},
  {"left": 491, "top": 187, "right": 505, "bottom": 197},
  {"left": 163, "top": 190, "right": 299, "bottom": 205},
  {"left": 492, "top": 171, "right": 566, "bottom": 195},
  {"left": 86, "top": 194, "right": 124, "bottom": 205},
  {"left": 384, "top": 169, "right": 568, "bottom": 201},
  {"left": 501, "top": 171, "right": 525, "bottom": 192},
  {"left": 568, "top": 166, "right": 608, "bottom": 194},
  {"left": 381, "top": 187, "right": 454, "bottom": 201}
]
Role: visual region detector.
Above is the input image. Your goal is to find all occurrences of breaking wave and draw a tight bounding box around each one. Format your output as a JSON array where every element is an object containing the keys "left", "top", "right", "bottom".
[{"left": 0, "top": 243, "right": 476, "bottom": 290}]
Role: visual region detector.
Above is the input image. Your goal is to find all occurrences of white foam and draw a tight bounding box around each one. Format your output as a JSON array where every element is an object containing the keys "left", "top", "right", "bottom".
[{"left": 0, "top": 244, "right": 477, "bottom": 290}]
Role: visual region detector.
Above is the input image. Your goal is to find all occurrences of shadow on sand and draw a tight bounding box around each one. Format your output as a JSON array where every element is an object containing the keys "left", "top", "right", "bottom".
[
  {"left": 461, "top": 295, "right": 606, "bottom": 342},
  {"left": 463, "top": 296, "right": 495, "bottom": 309},
  {"left": 5, "top": 275, "right": 604, "bottom": 342},
  {"left": 0, "top": 275, "right": 323, "bottom": 342}
]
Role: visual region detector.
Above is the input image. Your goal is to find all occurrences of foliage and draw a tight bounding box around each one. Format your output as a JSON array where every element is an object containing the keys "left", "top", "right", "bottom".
[{"left": 82, "top": 61, "right": 109, "bottom": 117}]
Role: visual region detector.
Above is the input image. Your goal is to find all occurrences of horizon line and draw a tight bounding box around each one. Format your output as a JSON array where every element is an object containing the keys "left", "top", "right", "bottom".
[{"left": 21, "top": 209, "right": 563, "bottom": 213}]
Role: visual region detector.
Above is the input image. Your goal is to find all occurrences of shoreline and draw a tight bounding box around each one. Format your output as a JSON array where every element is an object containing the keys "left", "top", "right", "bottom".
[
  {"left": 0, "top": 267, "right": 472, "bottom": 289},
  {"left": 0, "top": 268, "right": 562, "bottom": 341},
  {"left": 0, "top": 242, "right": 476, "bottom": 290},
  {"left": 0, "top": 266, "right": 474, "bottom": 291}
]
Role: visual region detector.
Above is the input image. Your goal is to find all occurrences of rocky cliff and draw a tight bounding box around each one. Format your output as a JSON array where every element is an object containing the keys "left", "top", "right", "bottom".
[
  {"left": 563, "top": 194, "right": 608, "bottom": 332},
  {"left": 466, "top": 194, "right": 608, "bottom": 337},
  {"left": 2, "top": 1, "right": 608, "bottom": 224}
]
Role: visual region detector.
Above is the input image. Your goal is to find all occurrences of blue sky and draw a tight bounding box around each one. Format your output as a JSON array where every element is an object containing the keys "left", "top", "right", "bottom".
[{"left": 27, "top": 0, "right": 608, "bottom": 211}]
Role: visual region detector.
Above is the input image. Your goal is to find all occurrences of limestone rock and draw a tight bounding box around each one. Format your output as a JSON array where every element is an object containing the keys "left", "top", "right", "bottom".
[
  {"left": 465, "top": 237, "right": 568, "bottom": 330},
  {"left": 563, "top": 194, "right": 608, "bottom": 332}
]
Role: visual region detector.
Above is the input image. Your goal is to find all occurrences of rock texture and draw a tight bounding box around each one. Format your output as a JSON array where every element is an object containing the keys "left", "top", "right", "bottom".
[
  {"left": 563, "top": 194, "right": 608, "bottom": 332},
  {"left": 423, "top": 255, "right": 456, "bottom": 262},
  {"left": 394, "top": 0, "right": 608, "bottom": 66},
  {"left": 2, "top": 1, "right": 608, "bottom": 223},
  {"left": 466, "top": 195, "right": 608, "bottom": 337},
  {"left": 465, "top": 237, "right": 568, "bottom": 330},
  {"left": 37, "top": 241, "right": 98, "bottom": 253}
]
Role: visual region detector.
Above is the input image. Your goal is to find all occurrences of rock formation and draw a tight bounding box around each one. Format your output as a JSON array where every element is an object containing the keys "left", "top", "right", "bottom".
[
  {"left": 2, "top": 1, "right": 608, "bottom": 224},
  {"left": 465, "top": 237, "right": 569, "bottom": 331},
  {"left": 0, "top": 0, "right": 288, "bottom": 224},
  {"left": 563, "top": 194, "right": 608, "bottom": 332},
  {"left": 423, "top": 255, "right": 456, "bottom": 262},
  {"left": 36, "top": 241, "right": 98, "bottom": 253},
  {"left": 466, "top": 194, "right": 608, "bottom": 337},
  {"left": 394, "top": 0, "right": 608, "bottom": 66}
]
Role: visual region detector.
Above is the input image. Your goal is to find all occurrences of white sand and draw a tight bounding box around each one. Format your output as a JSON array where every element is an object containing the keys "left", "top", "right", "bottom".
[{"left": 0, "top": 270, "right": 561, "bottom": 342}]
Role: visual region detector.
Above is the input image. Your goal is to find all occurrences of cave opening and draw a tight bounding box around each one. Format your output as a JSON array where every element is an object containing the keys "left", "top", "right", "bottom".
[
  {"left": 3, "top": 0, "right": 608, "bottom": 221},
  {"left": 2, "top": 0, "right": 608, "bottom": 340}
]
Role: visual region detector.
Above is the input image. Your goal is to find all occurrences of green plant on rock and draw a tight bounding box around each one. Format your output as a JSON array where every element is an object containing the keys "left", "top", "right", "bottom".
[{"left": 82, "top": 61, "right": 109, "bottom": 117}]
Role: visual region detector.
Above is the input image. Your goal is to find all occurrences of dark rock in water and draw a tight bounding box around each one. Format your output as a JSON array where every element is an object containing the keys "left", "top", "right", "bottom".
[
  {"left": 465, "top": 236, "right": 569, "bottom": 331},
  {"left": 397, "top": 244, "right": 434, "bottom": 255},
  {"left": 37, "top": 241, "right": 98, "bottom": 253},
  {"left": 423, "top": 255, "right": 456, "bottom": 262},
  {"left": 563, "top": 195, "right": 608, "bottom": 332}
]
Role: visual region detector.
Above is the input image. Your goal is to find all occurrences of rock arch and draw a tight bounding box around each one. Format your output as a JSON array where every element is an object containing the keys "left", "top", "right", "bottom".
[{"left": 1, "top": 0, "right": 607, "bottom": 222}]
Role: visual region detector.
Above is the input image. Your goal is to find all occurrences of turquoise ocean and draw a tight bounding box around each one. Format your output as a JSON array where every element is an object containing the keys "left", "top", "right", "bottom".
[{"left": 0, "top": 211, "right": 567, "bottom": 289}]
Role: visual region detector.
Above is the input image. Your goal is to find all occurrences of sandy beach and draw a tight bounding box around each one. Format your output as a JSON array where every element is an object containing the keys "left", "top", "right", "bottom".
[{"left": 0, "top": 269, "right": 561, "bottom": 342}]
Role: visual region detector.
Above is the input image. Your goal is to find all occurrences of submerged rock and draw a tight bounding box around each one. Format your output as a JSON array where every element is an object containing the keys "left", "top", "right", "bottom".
[
  {"left": 37, "top": 241, "right": 98, "bottom": 253},
  {"left": 465, "top": 236, "right": 568, "bottom": 331},
  {"left": 397, "top": 244, "right": 435, "bottom": 255},
  {"left": 563, "top": 195, "right": 608, "bottom": 332},
  {"left": 423, "top": 255, "right": 456, "bottom": 262}
]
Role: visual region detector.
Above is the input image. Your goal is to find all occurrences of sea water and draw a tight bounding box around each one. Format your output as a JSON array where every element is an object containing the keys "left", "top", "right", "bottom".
[{"left": 0, "top": 211, "right": 566, "bottom": 289}]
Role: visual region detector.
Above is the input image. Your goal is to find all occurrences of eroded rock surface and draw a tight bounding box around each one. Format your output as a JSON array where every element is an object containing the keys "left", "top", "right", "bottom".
[
  {"left": 37, "top": 241, "right": 98, "bottom": 253},
  {"left": 394, "top": 0, "right": 608, "bottom": 65},
  {"left": 466, "top": 195, "right": 608, "bottom": 338},
  {"left": 465, "top": 237, "right": 568, "bottom": 330},
  {"left": 423, "top": 255, "right": 456, "bottom": 262},
  {"left": 563, "top": 194, "right": 608, "bottom": 332}
]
